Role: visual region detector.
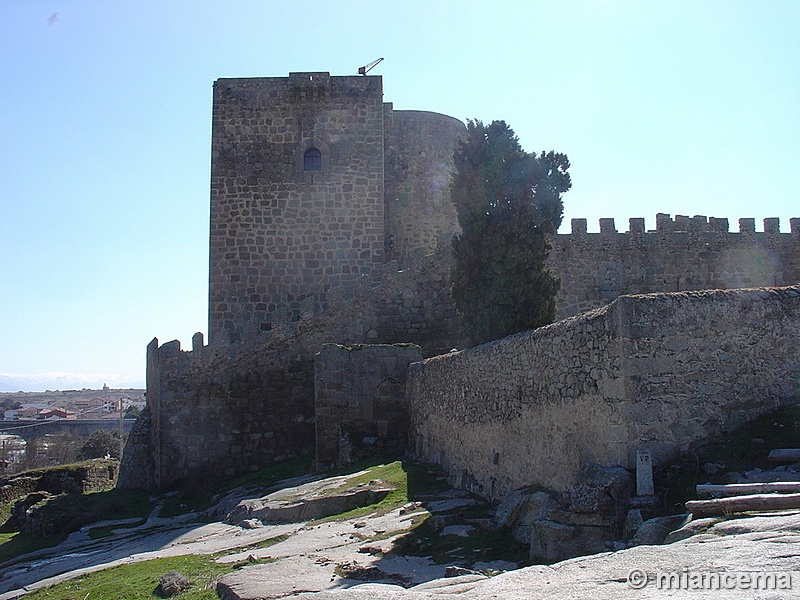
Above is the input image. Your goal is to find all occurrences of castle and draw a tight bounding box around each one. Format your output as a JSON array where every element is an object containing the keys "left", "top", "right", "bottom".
[{"left": 118, "top": 72, "right": 800, "bottom": 493}]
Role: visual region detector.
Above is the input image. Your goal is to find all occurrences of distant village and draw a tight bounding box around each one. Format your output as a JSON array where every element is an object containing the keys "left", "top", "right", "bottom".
[{"left": 0, "top": 386, "right": 146, "bottom": 421}]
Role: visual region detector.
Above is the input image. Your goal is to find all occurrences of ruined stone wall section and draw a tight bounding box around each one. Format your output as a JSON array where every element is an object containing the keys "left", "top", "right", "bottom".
[
  {"left": 144, "top": 336, "right": 315, "bottom": 490},
  {"left": 550, "top": 214, "right": 800, "bottom": 319},
  {"left": 408, "top": 286, "right": 800, "bottom": 499},
  {"left": 384, "top": 110, "right": 465, "bottom": 266},
  {"left": 315, "top": 343, "right": 423, "bottom": 467},
  {"left": 209, "top": 73, "right": 386, "bottom": 344}
]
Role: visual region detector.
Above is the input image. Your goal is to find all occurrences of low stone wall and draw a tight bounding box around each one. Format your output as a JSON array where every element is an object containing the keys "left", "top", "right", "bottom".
[
  {"left": 0, "top": 459, "right": 118, "bottom": 509},
  {"left": 315, "top": 344, "right": 423, "bottom": 467},
  {"left": 408, "top": 286, "right": 800, "bottom": 498}
]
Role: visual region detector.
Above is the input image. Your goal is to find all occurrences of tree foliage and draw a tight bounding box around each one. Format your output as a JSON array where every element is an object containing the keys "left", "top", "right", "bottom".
[
  {"left": 77, "top": 429, "right": 122, "bottom": 461},
  {"left": 451, "top": 120, "right": 571, "bottom": 346}
]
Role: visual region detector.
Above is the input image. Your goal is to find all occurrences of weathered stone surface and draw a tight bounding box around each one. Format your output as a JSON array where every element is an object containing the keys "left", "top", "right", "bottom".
[
  {"left": 493, "top": 489, "right": 561, "bottom": 545},
  {"left": 511, "top": 493, "right": 561, "bottom": 544},
  {"left": 224, "top": 473, "right": 396, "bottom": 526},
  {"left": 282, "top": 512, "right": 800, "bottom": 599},
  {"left": 568, "top": 463, "right": 632, "bottom": 519},
  {"left": 157, "top": 571, "right": 190, "bottom": 597},
  {"left": 528, "top": 520, "right": 613, "bottom": 563},
  {"left": 622, "top": 509, "right": 643, "bottom": 540},
  {"left": 664, "top": 516, "right": 717, "bottom": 544},
  {"left": 409, "top": 286, "right": 800, "bottom": 498},
  {"left": 630, "top": 514, "right": 688, "bottom": 546},
  {"left": 315, "top": 344, "right": 422, "bottom": 467}
]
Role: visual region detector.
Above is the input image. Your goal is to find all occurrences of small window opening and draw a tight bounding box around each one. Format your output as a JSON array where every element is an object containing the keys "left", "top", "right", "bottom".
[
  {"left": 260, "top": 322, "right": 272, "bottom": 331},
  {"left": 303, "top": 147, "right": 322, "bottom": 171}
]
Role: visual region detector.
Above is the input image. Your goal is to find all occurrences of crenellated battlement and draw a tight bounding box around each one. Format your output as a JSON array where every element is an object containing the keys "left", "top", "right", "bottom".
[
  {"left": 567, "top": 214, "right": 800, "bottom": 235},
  {"left": 550, "top": 214, "right": 800, "bottom": 320}
]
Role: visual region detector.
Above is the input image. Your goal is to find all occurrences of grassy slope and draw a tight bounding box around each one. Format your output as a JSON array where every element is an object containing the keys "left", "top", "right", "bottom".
[{"left": 12, "top": 458, "right": 528, "bottom": 599}]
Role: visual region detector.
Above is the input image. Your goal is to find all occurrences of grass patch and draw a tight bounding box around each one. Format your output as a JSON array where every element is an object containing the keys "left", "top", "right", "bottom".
[
  {"left": 0, "top": 488, "right": 151, "bottom": 565},
  {"left": 158, "top": 454, "right": 315, "bottom": 518},
  {"left": 0, "top": 530, "right": 62, "bottom": 565},
  {"left": 313, "top": 460, "right": 409, "bottom": 523},
  {"left": 87, "top": 517, "right": 148, "bottom": 539},
  {"left": 392, "top": 516, "right": 528, "bottom": 567},
  {"left": 305, "top": 458, "right": 452, "bottom": 524},
  {"left": 33, "top": 488, "right": 152, "bottom": 535},
  {"left": 22, "top": 554, "right": 235, "bottom": 600}
]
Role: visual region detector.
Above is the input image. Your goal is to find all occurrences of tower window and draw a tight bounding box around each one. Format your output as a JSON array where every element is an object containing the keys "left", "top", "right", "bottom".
[{"left": 303, "top": 147, "right": 322, "bottom": 171}]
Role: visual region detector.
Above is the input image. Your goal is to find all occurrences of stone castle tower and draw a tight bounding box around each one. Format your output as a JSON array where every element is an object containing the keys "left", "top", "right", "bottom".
[{"left": 208, "top": 72, "right": 465, "bottom": 344}]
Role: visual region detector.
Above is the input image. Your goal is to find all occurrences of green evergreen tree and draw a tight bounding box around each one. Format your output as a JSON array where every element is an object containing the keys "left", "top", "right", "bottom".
[
  {"left": 451, "top": 120, "right": 571, "bottom": 346},
  {"left": 76, "top": 429, "right": 122, "bottom": 461}
]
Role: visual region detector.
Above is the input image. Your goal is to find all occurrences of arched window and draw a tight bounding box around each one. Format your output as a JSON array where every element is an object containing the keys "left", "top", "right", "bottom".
[{"left": 303, "top": 147, "right": 322, "bottom": 171}]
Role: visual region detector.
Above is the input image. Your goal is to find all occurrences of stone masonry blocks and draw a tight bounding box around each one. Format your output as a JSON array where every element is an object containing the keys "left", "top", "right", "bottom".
[{"left": 408, "top": 286, "right": 800, "bottom": 499}]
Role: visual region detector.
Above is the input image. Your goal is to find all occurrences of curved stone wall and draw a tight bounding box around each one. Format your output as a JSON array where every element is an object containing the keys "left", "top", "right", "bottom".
[{"left": 384, "top": 110, "right": 465, "bottom": 266}]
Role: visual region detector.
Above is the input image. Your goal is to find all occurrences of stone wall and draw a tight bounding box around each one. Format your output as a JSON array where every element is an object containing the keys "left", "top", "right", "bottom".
[
  {"left": 208, "top": 74, "right": 466, "bottom": 346},
  {"left": 117, "top": 407, "right": 154, "bottom": 490},
  {"left": 209, "top": 73, "right": 387, "bottom": 344},
  {"left": 134, "top": 245, "right": 460, "bottom": 489},
  {"left": 408, "top": 286, "right": 800, "bottom": 498},
  {"left": 315, "top": 343, "right": 423, "bottom": 467},
  {"left": 550, "top": 214, "right": 800, "bottom": 319},
  {"left": 144, "top": 336, "right": 316, "bottom": 490},
  {"left": 1, "top": 459, "right": 118, "bottom": 509},
  {"left": 384, "top": 110, "right": 465, "bottom": 266}
]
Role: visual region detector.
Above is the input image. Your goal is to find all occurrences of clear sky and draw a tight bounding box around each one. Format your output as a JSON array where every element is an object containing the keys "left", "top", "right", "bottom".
[{"left": 1, "top": 1, "right": 798, "bottom": 392}]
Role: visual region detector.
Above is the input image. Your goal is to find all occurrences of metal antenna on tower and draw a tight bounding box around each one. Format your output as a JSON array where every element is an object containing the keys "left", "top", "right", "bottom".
[{"left": 358, "top": 58, "right": 384, "bottom": 75}]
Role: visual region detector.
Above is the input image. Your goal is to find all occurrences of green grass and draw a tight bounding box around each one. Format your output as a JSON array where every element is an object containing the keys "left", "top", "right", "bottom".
[
  {"left": 0, "top": 488, "right": 152, "bottom": 565},
  {"left": 313, "top": 460, "right": 409, "bottom": 523},
  {"left": 22, "top": 554, "right": 235, "bottom": 600},
  {"left": 0, "top": 530, "right": 63, "bottom": 565},
  {"left": 33, "top": 488, "right": 152, "bottom": 535},
  {"left": 87, "top": 518, "right": 148, "bottom": 539},
  {"left": 20, "top": 534, "right": 292, "bottom": 599},
  {"left": 158, "top": 454, "right": 315, "bottom": 519}
]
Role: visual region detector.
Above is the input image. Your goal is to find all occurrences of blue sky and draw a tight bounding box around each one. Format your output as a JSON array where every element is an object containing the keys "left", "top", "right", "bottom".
[{"left": 1, "top": 1, "right": 798, "bottom": 391}]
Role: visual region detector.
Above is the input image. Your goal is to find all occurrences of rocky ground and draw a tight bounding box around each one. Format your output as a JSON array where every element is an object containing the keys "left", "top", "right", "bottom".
[{"left": 1, "top": 464, "right": 799, "bottom": 599}]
